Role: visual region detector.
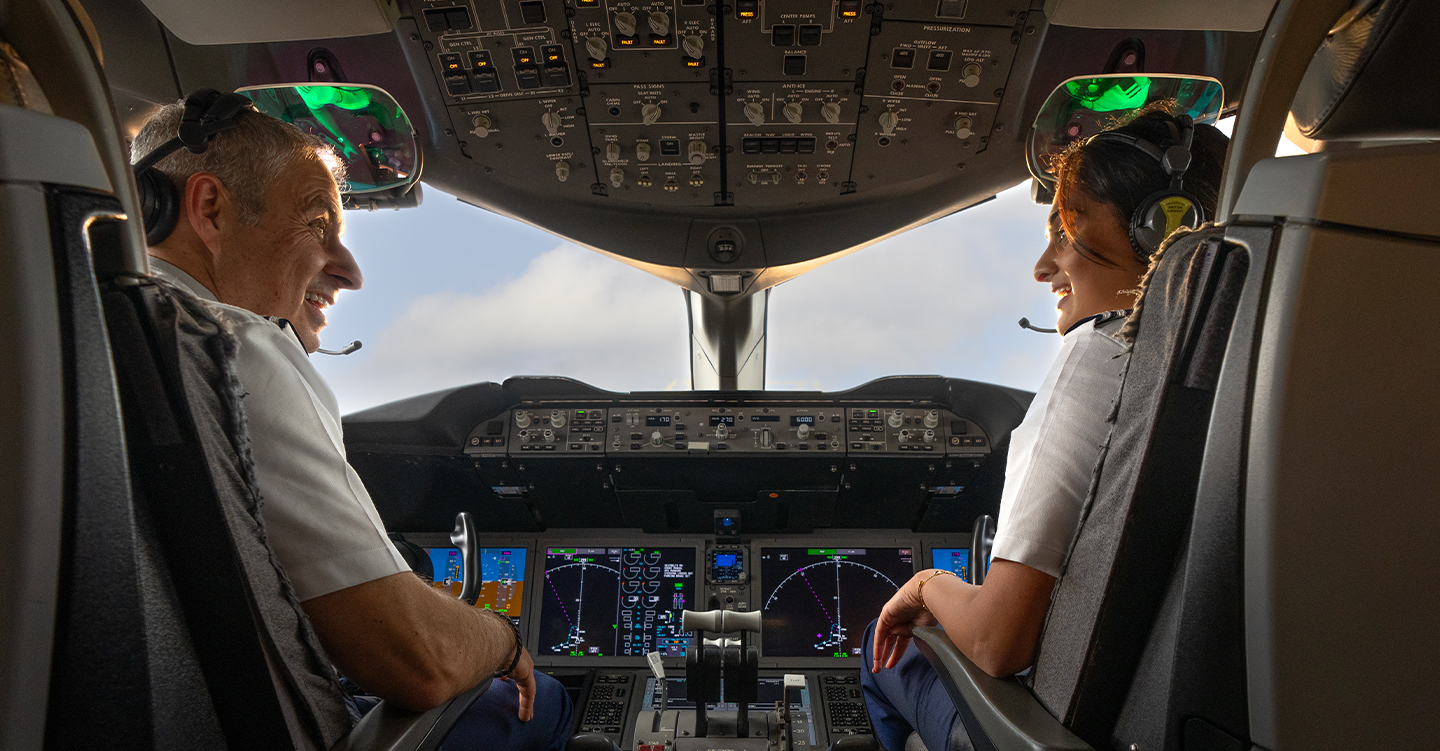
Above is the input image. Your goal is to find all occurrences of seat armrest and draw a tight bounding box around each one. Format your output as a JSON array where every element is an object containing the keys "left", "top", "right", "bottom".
[
  {"left": 331, "top": 679, "right": 491, "bottom": 751},
  {"left": 911, "top": 627, "right": 1091, "bottom": 751}
]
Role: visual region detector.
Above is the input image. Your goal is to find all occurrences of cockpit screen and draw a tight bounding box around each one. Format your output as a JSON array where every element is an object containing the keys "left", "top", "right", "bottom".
[
  {"left": 539, "top": 547, "right": 696, "bottom": 658},
  {"left": 930, "top": 548, "right": 970, "bottom": 581},
  {"left": 425, "top": 547, "right": 527, "bottom": 618},
  {"left": 760, "top": 547, "right": 914, "bottom": 658}
]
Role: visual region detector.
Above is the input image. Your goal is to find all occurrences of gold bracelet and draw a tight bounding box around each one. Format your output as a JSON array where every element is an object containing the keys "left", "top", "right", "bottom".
[{"left": 916, "top": 569, "right": 957, "bottom": 612}]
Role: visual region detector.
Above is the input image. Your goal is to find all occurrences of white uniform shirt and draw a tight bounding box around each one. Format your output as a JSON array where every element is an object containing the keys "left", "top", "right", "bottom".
[
  {"left": 152, "top": 259, "right": 409, "bottom": 601},
  {"left": 990, "top": 313, "right": 1129, "bottom": 578}
]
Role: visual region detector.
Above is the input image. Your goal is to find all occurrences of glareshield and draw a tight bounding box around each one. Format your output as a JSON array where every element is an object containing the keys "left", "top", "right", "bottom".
[
  {"left": 1028, "top": 74, "right": 1224, "bottom": 184},
  {"left": 237, "top": 83, "right": 420, "bottom": 194}
]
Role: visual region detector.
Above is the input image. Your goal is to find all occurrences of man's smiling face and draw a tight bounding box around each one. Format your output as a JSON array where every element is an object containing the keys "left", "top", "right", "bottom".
[{"left": 211, "top": 156, "right": 362, "bottom": 352}]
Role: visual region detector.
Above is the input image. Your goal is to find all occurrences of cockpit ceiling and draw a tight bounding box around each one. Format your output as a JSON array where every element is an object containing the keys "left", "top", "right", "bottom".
[{"left": 91, "top": 0, "right": 1261, "bottom": 286}]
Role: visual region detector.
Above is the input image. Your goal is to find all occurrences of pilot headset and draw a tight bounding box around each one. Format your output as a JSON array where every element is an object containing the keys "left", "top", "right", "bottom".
[
  {"left": 131, "top": 88, "right": 255, "bottom": 245},
  {"left": 1081, "top": 114, "right": 1205, "bottom": 258}
]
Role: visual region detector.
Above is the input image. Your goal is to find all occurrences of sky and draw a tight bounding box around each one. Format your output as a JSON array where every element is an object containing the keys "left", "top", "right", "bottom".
[
  {"left": 310, "top": 116, "right": 1297, "bottom": 414},
  {"left": 310, "top": 183, "right": 1061, "bottom": 413}
]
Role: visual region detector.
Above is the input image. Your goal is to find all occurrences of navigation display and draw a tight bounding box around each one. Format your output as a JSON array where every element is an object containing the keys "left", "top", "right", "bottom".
[
  {"left": 930, "top": 548, "right": 970, "bottom": 581},
  {"left": 425, "top": 547, "right": 527, "bottom": 618},
  {"left": 760, "top": 547, "right": 914, "bottom": 658},
  {"left": 540, "top": 547, "right": 696, "bottom": 658}
]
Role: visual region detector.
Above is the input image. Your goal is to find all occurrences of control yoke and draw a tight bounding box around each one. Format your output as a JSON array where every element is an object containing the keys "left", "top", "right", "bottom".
[{"left": 450, "top": 511, "right": 480, "bottom": 605}]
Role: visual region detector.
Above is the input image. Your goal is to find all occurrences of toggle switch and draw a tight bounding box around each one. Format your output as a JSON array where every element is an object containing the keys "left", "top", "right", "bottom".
[{"left": 470, "top": 113, "right": 493, "bottom": 137}]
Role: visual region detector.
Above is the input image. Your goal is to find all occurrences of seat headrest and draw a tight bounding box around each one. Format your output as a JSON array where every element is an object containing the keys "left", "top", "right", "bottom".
[{"left": 1291, "top": 0, "right": 1440, "bottom": 141}]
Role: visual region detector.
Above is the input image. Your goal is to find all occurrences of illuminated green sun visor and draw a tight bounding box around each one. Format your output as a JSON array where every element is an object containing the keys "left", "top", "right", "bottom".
[
  {"left": 1028, "top": 74, "right": 1224, "bottom": 185},
  {"left": 237, "top": 83, "right": 420, "bottom": 195}
]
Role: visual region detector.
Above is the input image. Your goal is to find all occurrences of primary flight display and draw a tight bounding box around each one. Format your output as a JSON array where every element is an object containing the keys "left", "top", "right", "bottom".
[
  {"left": 540, "top": 547, "right": 696, "bottom": 658},
  {"left": 760, "top": 547, "right": 915, "bottom": 658},
  {"left": 426, "top": 546, "right": 528, "bottom": 618}
]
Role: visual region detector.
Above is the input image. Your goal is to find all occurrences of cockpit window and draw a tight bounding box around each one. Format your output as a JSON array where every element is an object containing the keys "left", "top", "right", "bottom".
[{"left": 312, "top": 184, "right": 1060, "bottom": 410}]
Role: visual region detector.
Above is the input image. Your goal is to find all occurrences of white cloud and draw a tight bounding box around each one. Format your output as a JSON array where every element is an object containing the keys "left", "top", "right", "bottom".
[
  {"left": 766, "top": 185, "right": 1063, "bottom": 392},
  {"left": 328, "top": 244, "right": 691, "bottom": 408}
]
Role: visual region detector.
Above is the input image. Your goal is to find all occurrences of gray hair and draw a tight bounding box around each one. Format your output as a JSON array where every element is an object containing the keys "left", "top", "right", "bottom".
[{"left": 129, "top": 100, "right": 345, "bottom": 224}]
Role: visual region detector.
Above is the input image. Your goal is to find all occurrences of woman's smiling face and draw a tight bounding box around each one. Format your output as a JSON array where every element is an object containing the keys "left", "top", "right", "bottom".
[{"left": 1033, "top": 187, "right": 1149, "bottom": 335}]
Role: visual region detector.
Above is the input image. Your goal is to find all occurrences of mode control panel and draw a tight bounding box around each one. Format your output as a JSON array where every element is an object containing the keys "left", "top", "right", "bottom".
[
  {"left": 611, "top": 406, "right": 845, "bottom": 453},
  {"left": 845, "top": 407, "right": 988, "bottom": 456},
  {"left": 511, "top": 407, "right": 609, "bottom": 452}
]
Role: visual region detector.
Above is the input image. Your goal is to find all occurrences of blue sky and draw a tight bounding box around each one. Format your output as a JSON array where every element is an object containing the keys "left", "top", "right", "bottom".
[{"left": 311, "top": 182, "right": 1063, "bottom": 413}]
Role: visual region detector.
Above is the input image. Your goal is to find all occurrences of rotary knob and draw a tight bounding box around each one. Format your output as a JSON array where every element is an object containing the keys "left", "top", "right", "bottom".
[
  {"left": 783, "top": 102, "right": 803, "bottom": 124},
  {"left": 648, "top": 10, "right": 670, "bottom": 37},
  {"left": 820, "top": 102, "right": 841, "bottom": 124},
  {"left": 613, "top": 11, "right": 637, "bottom": 37},
  {"left": 924, "top": 410, "right": 939, "bottom": 428},
  {"left": 555, "top": 160, "right": 570, "bottom": 182},
  {"left": 688, "top": 140, "right": 707, "bottom": 165},
  {"left": 898, "top": 429, "right": 912, "bottom": 443},
  {"left": 714, "top": 423, "right": 730, "bottom": 440},
  {"left": 887, "top": 409, "right": 904, "bottom": 428},
  {"left": 609, "top": 167, "right": 625, "bottom": 187},
  {"left": 878, "top": 109, "right": 900, "bottom": 136},
  {"left": 586, "top": 35, "right": 608, "bottom": 61},
  {"left": 744, "top": 101, "right": 765, "bottom": 126},
  {"left": 606, "top": 142, "right": 622, "bottom": 162},
  {"left": 683, "top": 34, "right": 705, "bottom": 59},
  {"left": 759, "top": 428, "right": 774, "bottom": 448},
  {"left": 470, "top": 113, "right": 493, "bottom": 138},
  {"left": 641, "top": 103, "right": 662, "bottom": 125},
  {"left": 542, "top": 429, "right": 557, "bottom": 443},
  {"left": 541, "top": 110, "right": 562, "bottom": 136},
  {"left": 635, "top": 142, "right": 652, "bottom": 161},
  {"left": 954, "top": 116, "right": 973, "bottom": 139},
  {"left": 514, "top": 411, "right": 531, "bottom": 428},
  {"left": 550, "top": 409, "right": 568, "bottom": 428},
  {"left": 651, "top": 431, "right": 665, "bottom": 447},
  {"left": 961, "top": 63, "right": 982, "bottom": 88},
  {"left": 922, "top": 429, "right": 937, "bottom": 444},
  {"left": 796, "top": 423, "right": 812, "bottom": 441}
]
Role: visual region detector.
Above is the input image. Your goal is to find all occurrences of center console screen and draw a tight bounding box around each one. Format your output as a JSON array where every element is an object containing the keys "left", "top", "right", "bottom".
[
  {"left": 759, "top": 547, "right": 915, "bottom": 658},
  {"left": 539, "top": 547, "right": 696, "bottom": 658}
]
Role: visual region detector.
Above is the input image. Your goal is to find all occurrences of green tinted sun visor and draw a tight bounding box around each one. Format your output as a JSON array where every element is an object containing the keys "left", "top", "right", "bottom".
[
  {"left": 237, "top": 83, "right": 420, "bottom": 195},
  {"left": 1028, "top": 74, "right": 1224, "bottom": 184}
]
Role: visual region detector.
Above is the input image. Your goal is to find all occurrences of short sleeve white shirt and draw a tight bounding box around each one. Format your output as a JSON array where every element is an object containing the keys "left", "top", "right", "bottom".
[
  {"left": 151, "top": 259, "right": 409, "bottom": 601},
  {"left": 990, "top": 313, "right": 1129, "bottom": 578}
]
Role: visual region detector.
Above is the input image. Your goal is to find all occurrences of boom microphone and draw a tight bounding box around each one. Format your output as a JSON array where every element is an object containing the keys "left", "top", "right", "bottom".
[
  {"left": 1017, "top": 318, "right": 1058, "bottom": 334},
  {"left": 316, "top": 340, "right": 363, "bottom": 355}
]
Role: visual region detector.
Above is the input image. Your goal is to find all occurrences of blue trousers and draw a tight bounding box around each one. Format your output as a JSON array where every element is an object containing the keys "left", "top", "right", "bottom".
[
  {"left": 440, "top": 672, "right": 574, "bottom": 751},
  {"left": 859, "top": 619, "right": 973, "bottom": 751}
]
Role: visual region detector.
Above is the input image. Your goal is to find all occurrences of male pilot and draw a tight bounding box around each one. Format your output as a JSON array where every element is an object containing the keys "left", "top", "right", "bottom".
[{"left": 130, "top": 101, "right": 572, "bottom": 750}]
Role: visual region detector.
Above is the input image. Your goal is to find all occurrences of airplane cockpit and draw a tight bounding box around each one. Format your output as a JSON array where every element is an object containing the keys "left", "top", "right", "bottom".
[{"left": 3, "top": 0, "right": 1438, "bottom": 750}]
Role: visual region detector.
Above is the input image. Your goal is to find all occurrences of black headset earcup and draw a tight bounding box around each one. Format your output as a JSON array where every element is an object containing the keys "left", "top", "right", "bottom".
[
  {"left": 1130, "top": 190, "right": 1205, "bottom": 256},
  {"left": 136, "top": 166, "right": 179, "bottom": 246}
]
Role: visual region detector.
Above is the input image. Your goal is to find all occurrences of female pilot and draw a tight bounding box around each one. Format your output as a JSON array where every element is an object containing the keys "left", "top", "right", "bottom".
[{"left": 860, "top": 107, "right": 1229, "bottom": 751}]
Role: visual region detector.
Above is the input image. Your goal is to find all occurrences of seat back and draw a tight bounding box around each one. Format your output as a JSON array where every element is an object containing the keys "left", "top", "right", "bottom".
[{"left": 1027, "top": 224, "right": 1249, "bottom": 746}]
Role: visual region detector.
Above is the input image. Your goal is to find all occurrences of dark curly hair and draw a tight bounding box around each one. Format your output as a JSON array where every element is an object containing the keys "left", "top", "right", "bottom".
[{"left": 1051, "top": 102, "right": 1229, "bottom": 266}]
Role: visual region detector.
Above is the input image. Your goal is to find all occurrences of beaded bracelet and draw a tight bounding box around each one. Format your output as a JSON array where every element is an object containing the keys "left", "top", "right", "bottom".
[
  {"left": 485, "top": 608, "right": 525, "bottom": 679},
  {"left": 916, "top": 569, "right": 957, "bottom": 612}
]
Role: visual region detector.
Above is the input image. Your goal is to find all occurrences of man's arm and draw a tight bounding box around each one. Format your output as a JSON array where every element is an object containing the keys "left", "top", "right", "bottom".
[
  {"left": 870, "top": 560, "right": 1056, "bottom": 678},
  {"left": 303, "top": 571, "right": 536, "bottom": 714}
]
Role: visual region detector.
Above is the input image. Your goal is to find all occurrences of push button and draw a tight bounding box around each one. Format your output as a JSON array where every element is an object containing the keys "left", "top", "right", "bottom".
[
  {"left": 798, "top": 24, "right": 823, "bottom": 45},
  {"left": 927, "top": 49, "right": 953, "bottom": 71},
  {"left": 783, "top": 54, "right": 806, "bottom": 75},
  {"left": 891, "top": 48, "right": 915, "bottom": 68},
  {"left": 772, "top": 25, "right": 795, "bottom": 46},
  {"left": 519, "top": 0, "right": 547, "bottom": 24}
]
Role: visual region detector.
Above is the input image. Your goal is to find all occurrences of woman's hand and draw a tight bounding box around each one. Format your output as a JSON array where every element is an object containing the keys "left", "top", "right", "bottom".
[{"left": 870, "top": 570, "right": 944, "bottom": 673}]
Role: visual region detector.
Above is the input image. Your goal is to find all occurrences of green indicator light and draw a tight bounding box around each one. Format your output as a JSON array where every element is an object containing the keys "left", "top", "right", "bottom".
[{"left": 808, "top": 548, "right": 836, "bottom": 555}]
